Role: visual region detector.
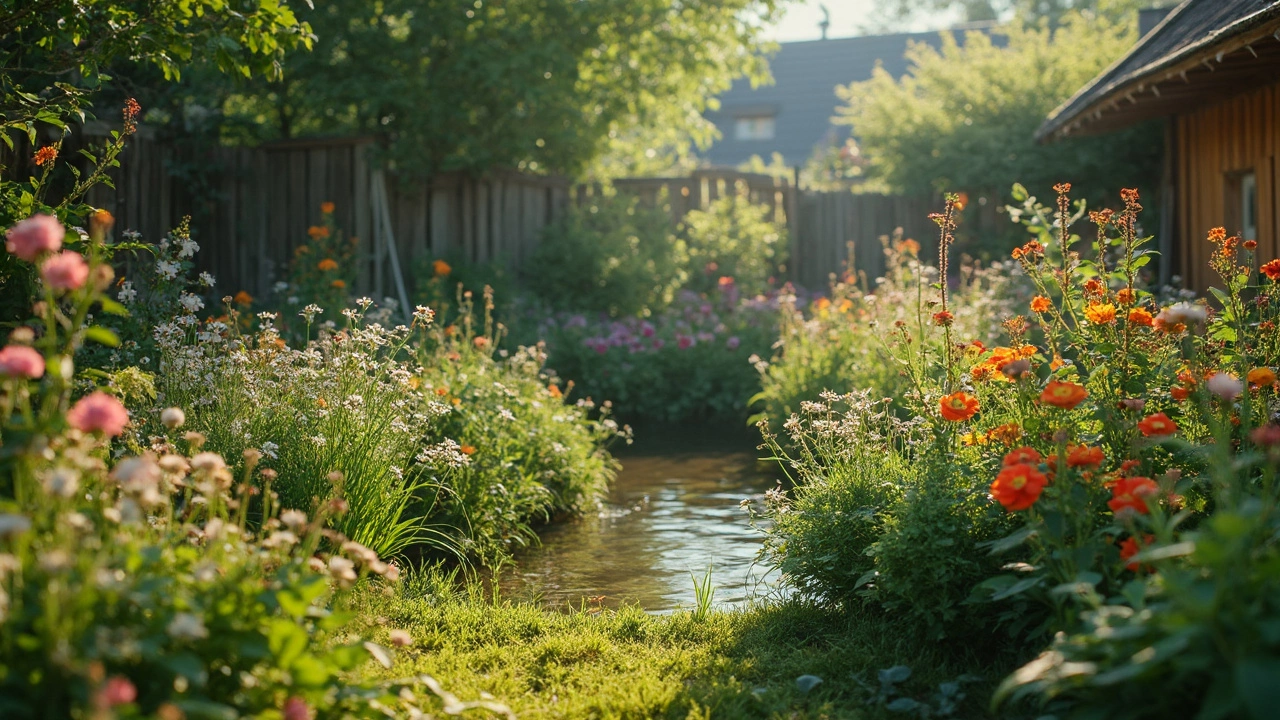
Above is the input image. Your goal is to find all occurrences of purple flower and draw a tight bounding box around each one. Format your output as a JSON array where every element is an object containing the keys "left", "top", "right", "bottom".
[{"left": 726, "top": 336, "right": 740, "bottom": 350}]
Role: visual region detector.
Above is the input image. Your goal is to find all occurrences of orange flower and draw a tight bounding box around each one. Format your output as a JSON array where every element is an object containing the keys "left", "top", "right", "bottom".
[
  {"left": 1083, "top": 278, "right": 1106, "bottom": 298},
  {"left": 1030, "top": 296, "right": 1051, "bottom": 313},
  {"left": 450, "top": 397, "right": 462, "bottom": 405},
  {"left": 233, "top": 291, "right": 253, "bottom": 306},
  {"left": 1244, "top": 240, "right": 1257, "bottom": 250},
  {"left": 895, "top": 238, "right": 921, "bottom": 255},
  {"left": 960, "top": 431, "right": 989, "bottom": 446},
  {"left": 1170, "top": 386, "right": 1190, "bottom": 401},
  {"left": 473, "top": 336, "right": 489, "bottom": 349},
  {"left": 1066, "top": 444, "right": 1105, "bottom": 468},
  {"left": 990, "top": 463, "right": 1047, "bottom": 511},
  {"left": 548, "top": 384, "right": 562, "bottom": 398},
  {"left": 307, "top": 225, "right": 330, "bottom": 240},
  {"left": 1116, "top": 288, "right": 1136, "bottom": 306},
  {"left": 1127, "top": 307, "right": 1154, "bottom": 327},
  {"left": 433, "top": 259, "right": 452, "bottom": 277},
  {"left": 1040, "top": 380, "right": 1087, "bottom": 409},
  {"left": 1119, "top": 534, "right": 1155, "bottom": 571},
  {"left": 932, "top": 311, "right": 954, "bottom": 327},
  {"left": 33, "top": 146, "right": 58, "bottom": 166},
  {"left": 330, "top": 279, "right": 346, "bottom": 289},
  {"left": 435, "top": 387, "right": 449, "bottom": 396},
  {"left": 987, "top": 423, "right": 1022, "bottom": 445},
  {"left": 1247, "top": 367, "right": 1277, "bottom": 389},
  {"left": 1084, "top": 302, "right": 1117, "bottom": 325},
  {"left": 459, "top": 445, "right": 476, "bottom": 455},
  {"left": 1262, "top": 259, "right": 1280, "bottom": 281},
  {"left": 939, "top": 391, "right": 979, "bottom": 421},
  {"left": 1003, "top": 446, "right": 1042, "bottom": 466},
  {"left": 320, "top": 201, "right": 335, "bottom": 214},
  {"left": 1137, "top": 412, "right": 1177, "bottom": 437},
  {"left": 317, "top": 258, "right": 339, "bottom": 272},
  {"left": 1109, "top": 476, "right": 1158, "bottom": 514}
]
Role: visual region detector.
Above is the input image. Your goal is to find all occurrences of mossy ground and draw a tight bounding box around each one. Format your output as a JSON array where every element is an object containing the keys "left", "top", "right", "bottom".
[{"left": 346, "top": 574, "right": 1021, "bottom": 719}]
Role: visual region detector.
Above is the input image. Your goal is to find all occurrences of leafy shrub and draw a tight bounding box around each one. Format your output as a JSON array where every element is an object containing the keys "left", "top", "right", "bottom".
[
  {"left": 680, "top": 193, "right": 788, "bottom": 297},
  {"left": 282, "top": 201, "right": 359, "bottom": 319},
  {"left": 524, "top": 193, "right": 684, "bottom": 316},
  {"left": 522, "top": 283, "right": 778, "bottom": 421}
]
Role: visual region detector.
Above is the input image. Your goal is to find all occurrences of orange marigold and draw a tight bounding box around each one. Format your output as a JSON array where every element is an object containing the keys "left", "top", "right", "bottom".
[
  {"left": 991, "top": 463, "right": 1047, "bottom": 511},
  {"left": 988, "top": 423, "right": 1022, "bottom": 445},
  {"left": 1170, "top": 386, "right": 1190, "bottom": 401},
  {"left": 317, "top": 258, "right": 339, "bottom": 272},
  {"left": 433, "top": 259, "right": 452, "bottom": 277},
  {"left": 459, "top": 445, "right": 476, "bottom": 455},
  {"left": 1262, "top": 259, "right": 1280, "bottom": 281},
  {"left": 33, "top": 146, "right": 58, "bottom": 166},
  {"left": 1127, "top": 307, "right": 1154, "bottom": 327},
  {"left": 1003, "top": 446, "right": 1042, "bottom": 466},
  {"left": 932, "top": 311, "right": 954, "bottom": 327},
  {"left": 320, "top": 201, "right": 335, "bottom": 214},
  {"left": 1040, "top": 380, "right": 1088, "bottom": 409},
  {"left": 1109, "top": 476, "right": 1158, "bottom": 514},
  {"left": 233, "top": 291, "right": 253, "bottom": 306},
  {"left": 1030, "top": 295, "right": 1051, "bottom": 313},
  {"left": 1066, "top": 444, "right": 1105, "bottom": 468},
  {"left": 330, "top": 279, "right": 346, "bottom": 289},
  {"left": 1084, "top": 302, "right": 1117, "bottom": 325},
  {"left": 548, "top": 384, "right": 562, "bottom": 398},
  {"left": 1137, "top": 412, "right": 1177, "bottom": 436},
  {"left": 1083, "top": 278, "right": 1107, "bottom": 298},
  {"left": 1116, "top": 288, "right": 1136, "bottom": 306},
  {"left": 307, "top": 225, "right": 330, "bottom": 240},
  {"left": 1248, "top": 367, "right": 1277, "bottom": 389},
  {"left": 939, "top": 391, "right": 979, "bottom": 421}
]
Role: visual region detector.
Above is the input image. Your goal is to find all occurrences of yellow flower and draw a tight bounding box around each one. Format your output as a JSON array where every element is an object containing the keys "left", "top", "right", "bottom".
[{"left": 1084, "top": 302, "right": 1117, "bottom": 325}]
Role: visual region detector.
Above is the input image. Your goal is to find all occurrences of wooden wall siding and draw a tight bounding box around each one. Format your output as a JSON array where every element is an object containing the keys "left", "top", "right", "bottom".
[
  {"left": 71, "top": 133, "right": 573, "bottom": 300},
  {"left": 1176, "top": 82, "right": 1280, "bottom": 291}
]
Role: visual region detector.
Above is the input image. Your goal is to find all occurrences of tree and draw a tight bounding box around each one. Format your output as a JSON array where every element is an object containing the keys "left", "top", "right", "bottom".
[
  {"left": 834, "top": 14, "right": 1163, "bottom": 254},
  {"left": 874, "top": 0, "right": 1154, "bottom": 26},
  {"left": 205, "top": 0, "right": 786, "bottom": 179}
]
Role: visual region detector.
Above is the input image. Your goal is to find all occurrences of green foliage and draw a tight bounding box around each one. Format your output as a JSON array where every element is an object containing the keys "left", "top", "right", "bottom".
[
  {"left": 836, "top": 15, "right": 1161, "bottom": 252},
  {"left": 874, "top": 0, "right": 1151, "bottom": 26},
  {"left": 207, "top": 0, "right": 784, "bottom": 179},
  {"left": 283, "top": 204, "right": 359, "bottom": 321},
  {"left": 681, "top": 194, "right": 788, "bottom": 297},
  {"left": 525, "top": 194, "right": 685, "bottom": 317}
]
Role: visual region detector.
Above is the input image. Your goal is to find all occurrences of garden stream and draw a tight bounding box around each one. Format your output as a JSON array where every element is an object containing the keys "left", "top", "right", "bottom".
[{"left": 498, "top": 425, "right": 784, "bottom": 613}]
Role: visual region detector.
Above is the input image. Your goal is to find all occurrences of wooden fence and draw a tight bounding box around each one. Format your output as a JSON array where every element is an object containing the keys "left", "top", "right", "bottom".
[
  {"left": 74, "top": 131, "right": 570, "bottom": 300},
  {"left": 10, "top": 127, "right": 1000, "bottom": 297}
]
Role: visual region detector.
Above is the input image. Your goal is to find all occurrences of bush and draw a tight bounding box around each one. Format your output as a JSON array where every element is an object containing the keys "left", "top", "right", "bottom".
[
  {"left": 680, "top": 193, "right": 788, "bottom": 297},
  {"left": 524, "top": 193, "right": 684, "bottom": 316},
  {"left": 521, "top": 282, "right": 778, "bottom": 421}
]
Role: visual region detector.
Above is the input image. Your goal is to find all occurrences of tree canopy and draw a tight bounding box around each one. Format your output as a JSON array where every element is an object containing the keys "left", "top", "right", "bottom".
[
  {"left": 190, "top": 0, "right": 785, "bottom": 179},
  {"left": 834, "top": 13, "right": 1162, "bottom": 222},
  {"left": 874, "top": 0, "right": 1155, "bottom": 26}
]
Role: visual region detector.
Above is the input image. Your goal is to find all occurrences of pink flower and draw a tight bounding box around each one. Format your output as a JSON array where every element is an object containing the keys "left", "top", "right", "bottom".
[
  {"left": 677, "top": 335, "right": 694, "bottom": 350},
  {"left": 67, "top": 391, "right": 129, "bottom": 437},
  {"left": 0, "top": 345, "right": 44, "bottom": 379},
  {"left": 725, "top": 336, "right": 740, "bottom": 350},
  {"left": 283, "top": 696, "right": 311, "bottom": 720},
  {"left": 5, "top": 214, "right": 64, "bottom": 261},
  {"left": 40, "top": 251, "right": 89, "bottom": 292},
  {"left": 99, "top": 676, "right": 136, "bottom": 707}
]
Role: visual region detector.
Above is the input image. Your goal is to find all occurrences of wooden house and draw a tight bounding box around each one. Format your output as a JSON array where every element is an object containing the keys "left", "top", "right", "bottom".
[{"left": 1037, "top": 0, "right": 1280, "bottom": 290}]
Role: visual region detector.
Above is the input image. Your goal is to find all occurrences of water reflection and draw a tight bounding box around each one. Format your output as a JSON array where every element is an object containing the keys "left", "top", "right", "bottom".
[{"left": 499, "top": 431, "right": 782, "bottom": 613}]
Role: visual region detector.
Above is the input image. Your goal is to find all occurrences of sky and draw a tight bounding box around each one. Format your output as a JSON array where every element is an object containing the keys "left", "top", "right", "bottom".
[{"left": 764, "top": 0, "right": 959, "bottom": 42}]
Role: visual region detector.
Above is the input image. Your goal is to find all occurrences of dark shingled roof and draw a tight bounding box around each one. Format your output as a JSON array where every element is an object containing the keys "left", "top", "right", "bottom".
[
  {"left": 702, "top": 28, "right": 994, "bottom": 168},
  {"left": 1038, "top": 0, "right": 1280, "bottom": 141}
]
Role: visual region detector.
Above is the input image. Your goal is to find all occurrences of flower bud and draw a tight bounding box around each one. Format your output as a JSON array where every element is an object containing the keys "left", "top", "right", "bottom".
[{"left": 160, "top": 407, "right": 185, "bottom": 429}]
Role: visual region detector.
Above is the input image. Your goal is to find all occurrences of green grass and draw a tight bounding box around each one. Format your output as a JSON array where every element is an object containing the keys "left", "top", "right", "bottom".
[{"left": 344, "top": 573, "right": 1022, "bottom": 719}]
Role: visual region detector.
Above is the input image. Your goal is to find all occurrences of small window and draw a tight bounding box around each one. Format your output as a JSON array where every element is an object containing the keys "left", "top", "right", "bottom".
[
  {"left": 1225, "top": 170, "right": 1258, "bottom": 242},
  {"left": 734, "top": 116, "right": 775, "bottom": 141}
]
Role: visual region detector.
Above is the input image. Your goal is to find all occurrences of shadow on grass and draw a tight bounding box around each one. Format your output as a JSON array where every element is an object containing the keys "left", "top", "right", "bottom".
[{"left": 344, "top": 571, "right": 1026, "bottom": 719}]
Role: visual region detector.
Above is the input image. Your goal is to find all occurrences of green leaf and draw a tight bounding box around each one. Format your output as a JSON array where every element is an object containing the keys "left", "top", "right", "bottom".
[
  {"left": 267, "top": 618, "right": 308, "bottom": 668},
  {"left": 991, "top": 576, "right": 1043, "bottom": 601},
  {"left": 99, "top": 298, "right": 129, "bottom": 316},
  {"left": 980, "top": 525, "right": 1037, "bottom": 554},
  {"left": 1236, "top": 658, "right": 1280, "bottom": 720},
  {"left": 84, "top": 326, "right": 120, "bottom": 347}
]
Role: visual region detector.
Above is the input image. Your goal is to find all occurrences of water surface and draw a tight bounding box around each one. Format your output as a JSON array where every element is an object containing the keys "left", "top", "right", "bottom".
[{"left": 499, "top": 427, "right": 782, "bottom": 612}]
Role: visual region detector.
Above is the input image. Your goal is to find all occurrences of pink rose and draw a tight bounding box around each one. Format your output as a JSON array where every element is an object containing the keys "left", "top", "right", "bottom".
[
  {"left": 67, "top": 391, "right": 129, "bottom": 437},
  {"left": 283, "top": 697, "right": 311, "bottom": 720},
  {"left": 40, "top": 251, "right": 89, "bottom": 292},
  {"left": 5, "top": 214, "right": 64, "bottom": 261},
  {"left": 0, "top": 345, "right": 44, "bottom": 379},
  {"left": 99, "top": 676, "right": 136, "bottom": 707}
]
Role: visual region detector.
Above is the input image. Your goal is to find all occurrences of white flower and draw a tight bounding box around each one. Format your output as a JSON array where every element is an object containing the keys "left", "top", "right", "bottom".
[
  {"left": 167, "top": 612, "right": 209, "bottom": 640},
  {"left": 156, "top": 260, "right": 181, "bottom": 280},
  {"left": 161, "top": 407, "right": 186, "bottom": 429},
  {"left": 117, "top": 281, "right": 137, "bottom": 304},
  {"left": 280, "top": 510, "right": 308, "bottom": 530},
  {"left": 299, "top": 304, "right": 323, "bottom": 323},
  {"left": 1207, "top": 372, "right": 1243, "bottom": 400},
  {"left": 177, "top": 238, "right": 199, "bottom": 258},
  {"left": 261, "top": 441, "right": 279, "bottom": 460},
  {"left": 199, "top": 272, "right": 216, "bottom": 287},
  {"left": 179, "top": 293, "right": 204, "bottom": 313},
  {"left": 41, "top": 467, "right": 80, "bottom": 498},
  {"left": 329, "top": 556, "right": 357, "bottom": 585},
  {"left": 0, "top": 514, "right": 31, "bottom": 538}
]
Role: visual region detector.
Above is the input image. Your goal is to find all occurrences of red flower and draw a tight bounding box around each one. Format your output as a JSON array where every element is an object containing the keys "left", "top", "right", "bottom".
[
  {"left": 1262, "top": 259, "right": 1280, "bottom": 281},
  {"left": 991, "top": 463, "right": 1048, "bottom": 511},
  {"left": 1066, "top": 444, "right": 1105, "bottom": 468},
  {"left": 1002, "top": 446, "right": 1042, "bottom": 466},
  {"left": 1109, "top": 476, "right": 1158, "bottom": 514},
  {"left": 1137, "top": 412, "right": 1177, "bottom": 437},
  {"left": 1170, "top": 386, "right": 1190, "bottom": 402},
  {"left": 1040, "top": 380, "right": 1088, "bottom": 409},
  {"left": 939, "top": 391, "right": 979, "bottom": 421},
  {"left": 1119, "top": 534, "right": 1155, "bottom": 571},
  {"left": 932, "top": 311, "right": 954, "bottom": 327}
]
